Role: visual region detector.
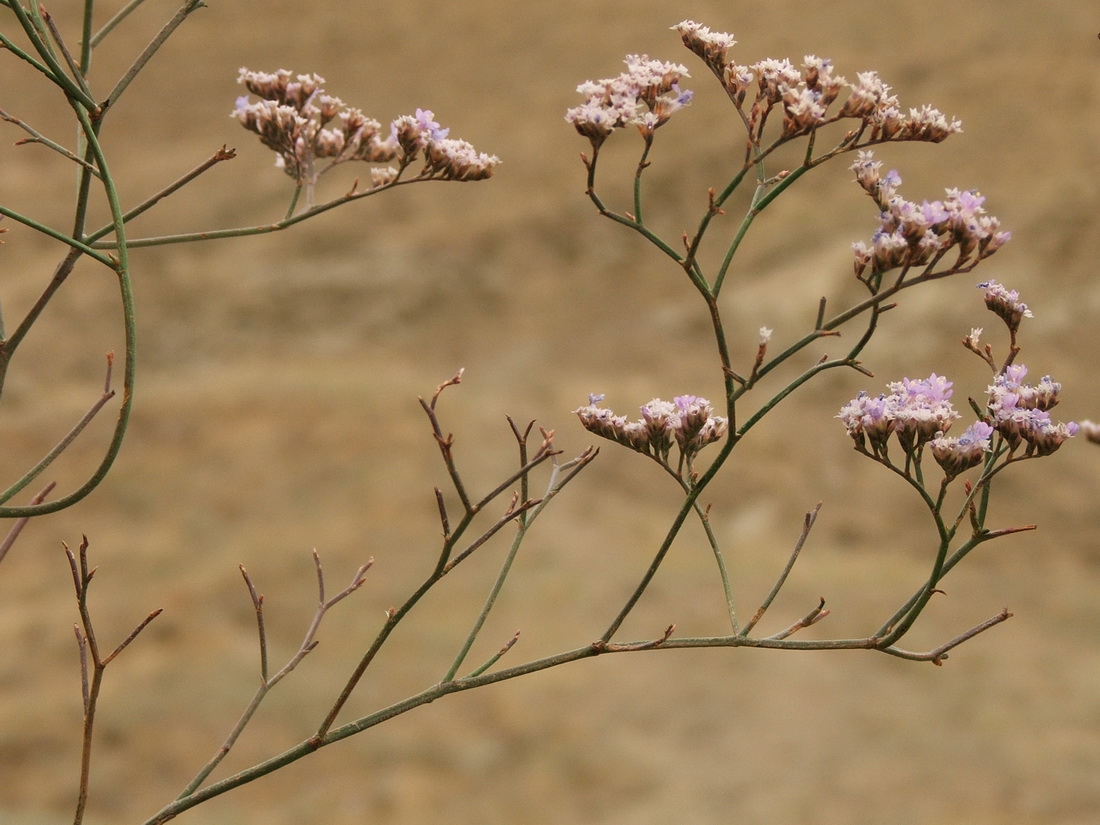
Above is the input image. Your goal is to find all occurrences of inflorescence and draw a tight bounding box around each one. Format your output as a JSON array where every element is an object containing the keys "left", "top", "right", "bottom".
[
  {"left": 233, "top": 69, "right": 499, "bottom": 198},
  {"left": 850, "top": 152, "right": 1011, "bottom": 280},
  {"left": 566, "top": 19, "right": 965, "bottom": 150},
  {"left": 574, "top": 394, "right": 728, "bottom": 477},
  {"left": 838, "top": 282, "right": 1078, "bottom": 477}
]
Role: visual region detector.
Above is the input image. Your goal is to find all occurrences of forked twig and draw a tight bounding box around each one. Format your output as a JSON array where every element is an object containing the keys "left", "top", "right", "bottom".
[
  {"left": 65, "top": 537, "right": 161, "bottom": 825},
  {"left": 179, "top": 551, "right": 371, "bottom": 798},
  {"left": 740, "top": 502, "right": 822, "bottom": 637},
  {"left": 883, "top": 608, "right": 1013, "bottom": 665}
]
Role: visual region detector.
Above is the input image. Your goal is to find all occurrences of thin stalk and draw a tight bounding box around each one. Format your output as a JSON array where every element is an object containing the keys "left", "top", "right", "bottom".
[
  {"left": 0, "top": 108, "right": 103, "bottom": 175},
  {"left": 79, "top": 0, "right": 95, "bottom": 73},
  {"left": 90, "top": 0, "right": 151, "bottom": 48},
  {"left": 740, "top": 503, "right": 821, "bottom": 637},
  {"left": 0, "top": 107, "right": 136, "bottom": 518},
  {"left": 0, "top": 360, "right": 115, "bottom": 506},
  {"left": 85, "top": 147, "right": 237, "bottom": 242},
  {"left": 444, "top": 452, "right": 592, "bottom": 682},
  {"left": 103, "top": 0, "right": 207, "bottom": 109},
  {"left": 5, "top": 0, "right": 98, "bottom": 109},
  {"left": 0, "top": 205, "right": 112, "bottom": 264}
]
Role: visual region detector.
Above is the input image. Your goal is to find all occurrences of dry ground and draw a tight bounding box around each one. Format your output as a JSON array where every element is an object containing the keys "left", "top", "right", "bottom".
[{"left": 1, "top": 1, "right": 1099, "bottom": 823}]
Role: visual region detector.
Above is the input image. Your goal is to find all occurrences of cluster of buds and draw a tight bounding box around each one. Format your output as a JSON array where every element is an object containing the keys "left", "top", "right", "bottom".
[
  {"left": 978, "top": 280, "right": 1032, "bottom": 334},
  {"left": 672, "top": 20, "right": 962, "bottom": 143},
  {"left": 574, "top": 394, "right": 727, "bottom": 472},
  {"left": 985, "top": 364, "right": 1078, "bottom": 456},
  {"left": 233, "top": 69, "right": 499, "bottom": 197},
  {"left": 565, "top": 54, "right": 694, "bottom": 147},
  {"left": 850, "top": 151, "right": 1010, "bottom": 279}
]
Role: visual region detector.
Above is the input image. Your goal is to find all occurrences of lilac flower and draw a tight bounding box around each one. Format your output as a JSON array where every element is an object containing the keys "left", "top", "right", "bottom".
[
  {"left": 850, "top": 153, "right": 1009, "bottom": 277},
  {"left": 978, "top": 281, "right": 1031, "bottom": 332},
  {"left": 838, "top": 374, "right": 958, "bottom": 458},
  {"left": 574, "top": 395, "right": 727, "bottom": 469},
  {"left": 566, "top": 54, "right": 693, "bottom": 146},
  {"left": 930, "top": 421, "right": 994, "bottom": 479},
  {"left": 986, "top": 365, "right": 1074, "bottom": 453},
  {"left": 1022, "top": 419, "right": 1079, "bottom": 456},
  {"left": 837, "top": 391, "right": 895, "bottom": 457}
]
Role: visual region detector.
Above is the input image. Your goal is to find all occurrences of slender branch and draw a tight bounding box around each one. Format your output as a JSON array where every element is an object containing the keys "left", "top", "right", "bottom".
[
  {"left": 0, "top": 481, "right": 56, "bottom": 566},
  {"left": 0, "top": 204, "right": 113, "bottom": 264},
  {"left": 465, "top": 631, "right": 521, "bottom": 679},
  {"left": 0, "top": 107, "right": 102, "bottom": 176},
  {"left": 0, "top": 353, "right": 116, "bottom": 507},
  {"left": 740, "top": 503, "right": 822, "bottom": 637},
  {"left": 145, "top": 605, "right": 992, "bottom": 825},
  {"left": 0, "top": 103, "right": 139, "bottom": 517},
  {"left": 103, "top": 0, "right": 208, "bottom": 109},
  {"left": 65, "top": 536, "right": 161, "bottom": 825},
  {"left": 178, "top": 552, "right": 371, "bottom": 798},
  {"left": 85, "top": 146, "right": 237, "bottom": 242},
  {"left": 90, "top": 0, "right": 154, "bottom": 48},
  {"left": 882, "top": 608, "right": 1012, "bottom": 665}
]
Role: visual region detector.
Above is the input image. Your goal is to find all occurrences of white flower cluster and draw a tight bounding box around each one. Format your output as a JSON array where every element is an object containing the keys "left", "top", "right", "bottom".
[{"left": 233, "top": 69, "right": 397, "bottom": 185}]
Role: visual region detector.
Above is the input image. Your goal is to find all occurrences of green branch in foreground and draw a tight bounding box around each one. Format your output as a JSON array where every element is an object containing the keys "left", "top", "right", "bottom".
[{"left": 143, "top": 602, "right": 1009, "bottom": 825}]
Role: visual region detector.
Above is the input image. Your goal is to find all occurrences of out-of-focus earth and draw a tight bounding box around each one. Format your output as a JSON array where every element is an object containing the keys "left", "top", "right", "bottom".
[{"left": 1, "top": 2, "right": 1098, "bottom": 823}]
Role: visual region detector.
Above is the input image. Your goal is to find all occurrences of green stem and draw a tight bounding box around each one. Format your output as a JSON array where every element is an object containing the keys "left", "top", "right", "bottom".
[
  {"left": 0, "top": 205, "right": 112, "bottom": 264},
  {"left": 5, "top": 0, "right": 98, "bottom": 110},
  {"left": 0, "top": 106, "right": 136, "bottom": 518},
  {"left": 103, "top": 0, "right": 207, "bottom": 109}
]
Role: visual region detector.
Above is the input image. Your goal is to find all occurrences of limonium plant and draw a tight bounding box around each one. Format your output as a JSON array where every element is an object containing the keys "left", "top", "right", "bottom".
[{"left": 0, "top": 5, "right": 1095, "bottom": 824}]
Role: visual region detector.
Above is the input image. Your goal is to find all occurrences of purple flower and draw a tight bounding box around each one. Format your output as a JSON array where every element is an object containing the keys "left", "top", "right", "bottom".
[{"left": 930, "top": 421, "right": 994, "bottom": 479}]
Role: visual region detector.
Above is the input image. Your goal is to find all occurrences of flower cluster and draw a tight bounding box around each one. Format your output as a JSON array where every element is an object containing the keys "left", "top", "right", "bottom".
[
  {"left": 850, "top": 151, "right": 1010, "bottom": 278},
  {"left": 233, "top": 69, "right": 499, "bottom": 193},
  {"left": 985, "top": 364, "right": 1078, "bottom": 455},
  {"left": 837, "top": 373, "right": 962, "bottom": 461},
  {"left": 978, "top": 280, "right": 1032, "bottom": 333},
  {"left": 565, "top": 54, "right": 694, "bottom": 147},
  {"left": 928, "top": 422, "right": 995, "bottom": 480},
  {"left": 672, "top": 20, "right": 961, "bottom": 142},
  {"left": 839, "top": 363, "right": 1078, "bottom": 471},
  {"left": 574, "top": 394, "right": 727, "bottom": 470}
]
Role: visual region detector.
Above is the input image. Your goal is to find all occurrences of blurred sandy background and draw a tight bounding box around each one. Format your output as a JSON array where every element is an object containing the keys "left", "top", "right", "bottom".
[{"left": 1, "top": 1, "right": 1099, "bottom": 823}]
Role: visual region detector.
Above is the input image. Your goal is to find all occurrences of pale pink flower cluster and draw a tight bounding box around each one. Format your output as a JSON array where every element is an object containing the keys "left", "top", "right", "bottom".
[
  {"left": 850, "top": 151, "right": 1010, "bottom": 278},
  {"left": 233, "top": 69, "right": 397, "bottom": 185},
  {"left": 574, "top": 393, "right": 727, "bottom": 467},
  {"left": 565, "top": 54, "right": 694, "bottom": 146},
  {"left": 929, "top": 421, "right": 995, "bottom": 479},
  {"left": 233, "top": 69, "right": 498, "bottom": 190},
  {"left": 986, "top": 364, "right": 1077, "bottom": 455},
  {"left": 672, "top": 20, "right": 961, "bottom": 142},
  {"left": 838, "top": 373, "right": 964, "bottom": 460}
]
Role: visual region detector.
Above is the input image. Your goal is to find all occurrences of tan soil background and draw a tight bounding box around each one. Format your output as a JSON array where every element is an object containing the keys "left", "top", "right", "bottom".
[{"left": 2, "top": 1, "right": 1099, "bottom": 823}]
